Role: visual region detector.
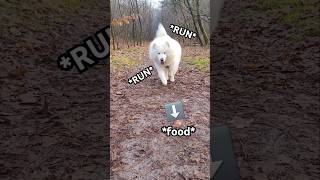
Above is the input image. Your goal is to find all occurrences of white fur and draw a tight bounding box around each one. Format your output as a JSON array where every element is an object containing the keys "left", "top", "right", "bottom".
[{"left": 149, "top": 23, "right": 182, "bottom": 86}]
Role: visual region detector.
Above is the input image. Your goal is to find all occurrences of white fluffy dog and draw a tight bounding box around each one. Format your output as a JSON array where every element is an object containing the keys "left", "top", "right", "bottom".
[{"left": 149, "top": 23, "right": 182, "bottom": 86}]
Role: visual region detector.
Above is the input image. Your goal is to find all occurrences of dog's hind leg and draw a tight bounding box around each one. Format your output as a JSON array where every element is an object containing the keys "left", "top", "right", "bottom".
[
  {"left": 169, "top": 63, "right": 179, "bottom": 82},
  {"left": 165, "top": 68, "right": 169, "bottom": 80}
]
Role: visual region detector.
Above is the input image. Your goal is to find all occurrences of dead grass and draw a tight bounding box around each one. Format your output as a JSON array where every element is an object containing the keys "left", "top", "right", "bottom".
[
  {"left": 183, "top": 56, "right": 210, "bottom": 72},
  {"left": 240, "top": 0, "right": 319, "bottom": 40},
  {"left": 110, "top": 46, "right": 146, "bottom": 70},
  {"left": 111, "top": 45, "right": 209, "bottom": 72},
  {"left": 110, "top": 53, "right": 139, "bottom": 69},
  {"left": 182, "top": 46, "right": 209, "bottom": 72}
]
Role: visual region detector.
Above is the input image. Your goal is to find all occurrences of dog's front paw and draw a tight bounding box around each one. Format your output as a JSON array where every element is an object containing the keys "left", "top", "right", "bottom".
[
  {"left": 161, "top": 79, "right": 168, "bottom": 86},
  {"left": 169, "top": 77, "right": 175, "bottom": 82}
]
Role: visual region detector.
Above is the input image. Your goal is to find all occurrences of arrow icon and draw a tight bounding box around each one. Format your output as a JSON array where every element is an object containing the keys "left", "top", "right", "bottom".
[
  {"left": 165, "top": 101, "right": 185, "bottom": 121},
  {"left": 170, "top": 104, "right": 180, "bottom": 118}
]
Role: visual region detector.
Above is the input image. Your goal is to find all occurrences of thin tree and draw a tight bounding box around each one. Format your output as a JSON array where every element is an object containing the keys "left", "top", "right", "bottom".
[
  {"left": 135, "top": 0, "right": 143, "bottom": 45},
  {"left": 185, "top": 0, "right": 204, "bottom": 46},
  {"left": 195, "top": 0, "right": 208, "bottom": 45},
  {"left": 130, "top": 0, "right": 136, "bottom": 46}
]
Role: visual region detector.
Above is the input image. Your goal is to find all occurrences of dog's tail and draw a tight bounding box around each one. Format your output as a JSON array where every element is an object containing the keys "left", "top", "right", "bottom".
[{"left": 156, "top": 23, "right": 167, "bottom": 37}]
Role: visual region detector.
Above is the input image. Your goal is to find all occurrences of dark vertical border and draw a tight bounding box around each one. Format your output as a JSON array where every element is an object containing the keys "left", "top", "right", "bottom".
[{"left": 0, "top": 1, "right": 110, "bottom": 179}]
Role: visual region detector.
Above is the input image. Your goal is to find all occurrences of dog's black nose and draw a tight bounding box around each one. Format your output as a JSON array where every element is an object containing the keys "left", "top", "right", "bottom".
[{"left": 160, "top": 58, "right": 164, "bottom": 62}]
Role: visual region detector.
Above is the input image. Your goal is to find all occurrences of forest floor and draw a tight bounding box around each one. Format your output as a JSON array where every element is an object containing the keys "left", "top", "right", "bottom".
[
  {"left": 0, "top": 1, "right": 109, "bottom": 179},
  {"left": 110, "top": 45, "right": 210, "bottom": 179},
  {"left": 0, "top": 0, "right": 319, "bottom": 179},
  {"left": 211, "top": 0, "right": 319, "bottom": 180}
]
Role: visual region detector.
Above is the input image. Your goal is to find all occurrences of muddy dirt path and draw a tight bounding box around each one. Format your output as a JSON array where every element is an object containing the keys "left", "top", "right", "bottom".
[
  {"left": 0, "top": 1, "right": 109, "bottom": 179},
  {"left": 211, "top": 1, "right": 319, "bottom": 179},
  {"left": 110, "top": 46, "right": 210, "bottom": 179}
]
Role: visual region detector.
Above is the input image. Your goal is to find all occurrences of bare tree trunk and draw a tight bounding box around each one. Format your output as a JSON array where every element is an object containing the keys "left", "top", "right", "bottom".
[
  {"left": 129, "top": 0, "right": 136, "bottom": 47},
  {"left": 178, "top": 2, "right": 189, "bottom": 46},
  {"left": 116, "top": 0, "right": 123, "bottom": 49},
  {"left": 185, "top": 0, "right": 204, "bottom": 46},
  {"left": 132, "top": 22, "right": 136, "bottom": 47},
  {"left": 135, "top": 0, "right": 142, "bottom": 45},
  {"left": 125, "top": 25, "right": 129, "bottom": 48},
  {"left": 111, "top": 27, "right": 116, "bottom": 50},
  {"left": 195, "top": 0, "right": 208, "bottom": 45}
]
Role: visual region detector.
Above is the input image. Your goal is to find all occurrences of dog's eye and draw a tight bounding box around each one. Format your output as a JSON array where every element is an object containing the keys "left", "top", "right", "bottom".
[
  {"left": 158, "top": 53, "right": 160, "bottom": 54},
  {"left": 164, "top": 52, "right": 166, "bottom": 54}
]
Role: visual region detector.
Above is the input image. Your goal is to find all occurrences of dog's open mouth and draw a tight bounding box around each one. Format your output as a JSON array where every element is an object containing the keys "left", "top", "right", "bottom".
[{"left": 161, "top": 61, "right": 164, "bottom": 64}]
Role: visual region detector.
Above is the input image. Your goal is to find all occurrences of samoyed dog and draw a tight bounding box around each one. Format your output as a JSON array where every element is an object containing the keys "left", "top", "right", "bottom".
[{"left": 149, "top": 23, "right": 182, "bottom": 86}]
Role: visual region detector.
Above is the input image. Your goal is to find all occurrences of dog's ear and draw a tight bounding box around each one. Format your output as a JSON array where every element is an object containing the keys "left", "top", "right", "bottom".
[
  {"left": 152, "top": 43, "right": 158, "bottom": 49},
  {"left": 165, "top": 41, "right": 170, "bottom": 48}
]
